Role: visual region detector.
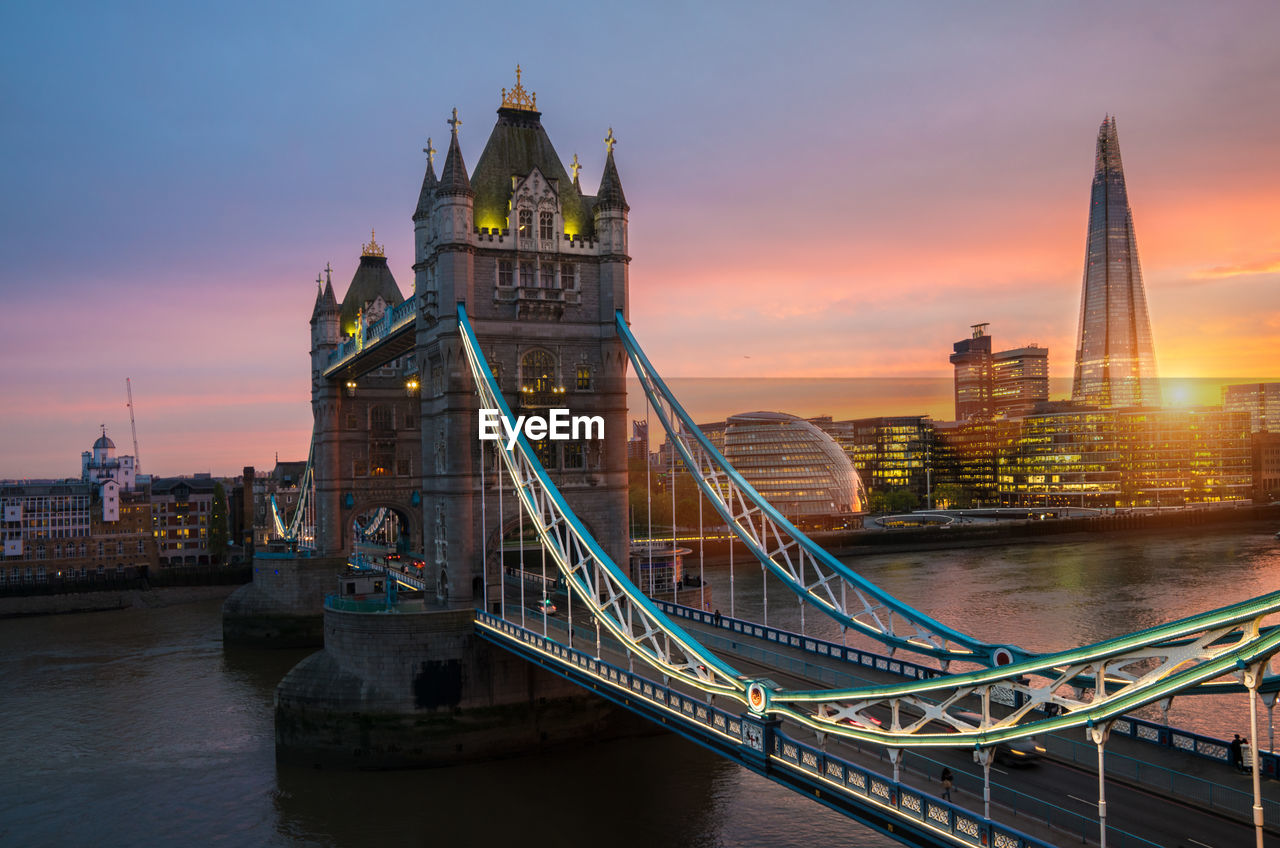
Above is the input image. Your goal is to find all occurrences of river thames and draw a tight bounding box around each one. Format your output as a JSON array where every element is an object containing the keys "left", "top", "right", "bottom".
[{"left": 2, "top": 524, "right": 1278, "bottom": 847}]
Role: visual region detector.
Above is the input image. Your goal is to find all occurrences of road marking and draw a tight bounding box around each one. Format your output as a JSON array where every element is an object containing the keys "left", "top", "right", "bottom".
[
  {"left": 1187, "top": 840, "right": 1214, "bottom": 848},
  {"left": 991, "top": 766, "right": 1009, "bottom": 775},
  {"left": 1066, "top": 794, "right": 1095, "bottom": 806}
]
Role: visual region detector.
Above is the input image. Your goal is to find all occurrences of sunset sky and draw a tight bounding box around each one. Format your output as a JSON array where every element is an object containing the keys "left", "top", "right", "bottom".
[{"left": 2, "top": 1, "right": 1277, "bottom": 478}]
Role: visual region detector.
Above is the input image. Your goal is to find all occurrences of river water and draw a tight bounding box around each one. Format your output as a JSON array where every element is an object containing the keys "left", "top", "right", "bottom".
[{"left": 1, "top": 524, "right": 1277, "bottom": 847}]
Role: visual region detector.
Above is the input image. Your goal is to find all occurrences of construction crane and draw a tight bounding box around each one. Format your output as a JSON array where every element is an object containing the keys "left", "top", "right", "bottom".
[{"left": 126, "top": 377, "right": 141, "bottom": 475}]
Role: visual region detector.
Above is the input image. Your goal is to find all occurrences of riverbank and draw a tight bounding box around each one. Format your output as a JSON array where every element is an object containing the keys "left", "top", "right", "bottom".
[
  {"left": 0, "top": 583, "right": 240, "bottom": 618},
  {"left": 683, "top": 503, "right": 1280, "bottom": 562}
]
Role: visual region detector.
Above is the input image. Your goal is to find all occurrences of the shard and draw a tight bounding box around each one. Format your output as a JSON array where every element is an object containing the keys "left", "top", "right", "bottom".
[{"left": 1071, "top": 116, "right": 1160, "bottom": 408}]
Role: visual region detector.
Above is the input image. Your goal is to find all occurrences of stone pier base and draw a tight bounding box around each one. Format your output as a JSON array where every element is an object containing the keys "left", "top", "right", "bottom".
[
  {"left": 222, "top": 552, "right": 346, "bottom": 648},
  {"left": 275, "top": 605, "right": 651, "bottom": 768}
]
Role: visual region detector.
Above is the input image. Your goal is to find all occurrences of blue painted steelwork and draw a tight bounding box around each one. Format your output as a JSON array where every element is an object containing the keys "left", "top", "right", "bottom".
[
  {"left": 458, "top": 305, "right": 747, "bottom": 698},
  {"left": 269, "top": 438, "right": 314, "bottom": 548},
  {"left": 660, "top": 599, "right": 1280, "bottom": 786},
  {"left": 476, "top": 609, "right": 1066, "bottom": 848},
  {"left": 616, "top": 311, "right": 1021, "bottom": 667},
  {"left": 323, "top": 294, "right": 418, "bottom": 376}
]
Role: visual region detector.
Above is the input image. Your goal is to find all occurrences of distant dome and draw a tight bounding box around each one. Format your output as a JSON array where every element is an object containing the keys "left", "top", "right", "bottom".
[
  {"left": 94, "top": 434, "right": 115, "bottom": 450},
  {"left": 723, "top": 411, "right": 863, "bottom": 526}
]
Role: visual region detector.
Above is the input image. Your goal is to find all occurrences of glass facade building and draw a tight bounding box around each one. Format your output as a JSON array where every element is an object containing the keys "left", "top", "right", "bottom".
[
  {"left": 1072, "top": 116, "right": 1160, "bottom": 408},
  {"left": 722, "top": 412, "right": 863, "bottom": 528},
  {"left": 1223, "top": 383, "right": 1280, "bottom": 433},
  {"left": 817, "top": 416, "right": 933, "bottom": 499}
]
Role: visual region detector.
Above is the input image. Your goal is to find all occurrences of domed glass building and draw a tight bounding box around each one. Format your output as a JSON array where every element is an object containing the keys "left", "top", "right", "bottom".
[{"left": 722, "top": 412, "right": 864, "bottom": 529}]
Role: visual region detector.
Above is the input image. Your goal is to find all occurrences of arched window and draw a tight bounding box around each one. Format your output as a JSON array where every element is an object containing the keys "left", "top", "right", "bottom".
[
  {"left": 539, "top": 210, "right": 554, "bottom": 241},
  {"left": 518, "top": 208, "right": 533, "bottom": 240},
  {"left": 576, "top": 366, "right": 592, "bottom": 391},
  {"left": 521, "top": 349, "right": 556, "bottom": 395}
]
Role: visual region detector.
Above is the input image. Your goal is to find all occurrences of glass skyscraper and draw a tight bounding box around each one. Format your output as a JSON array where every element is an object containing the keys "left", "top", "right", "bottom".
[{"left": 1071, "top": 116, "right": 1160, "bottom": 408}]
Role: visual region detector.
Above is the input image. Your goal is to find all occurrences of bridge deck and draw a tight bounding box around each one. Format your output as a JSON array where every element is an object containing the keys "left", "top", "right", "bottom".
[{"left": 669, "top": 609, "right": 1280, "bottom": 847}]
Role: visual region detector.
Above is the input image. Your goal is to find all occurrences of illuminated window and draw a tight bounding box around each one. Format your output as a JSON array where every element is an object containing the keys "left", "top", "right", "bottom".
[
  {"left": 539, "top": 211, "right": 554, "bottom": 241},
  {"left": 576, "top": 366, "right": 592, "bottom": 391},
  {"left": 564, "top": 442, "right": 585, "bottom": 469},
  {"left": 521, "top": 349, "right": 556, "bottom": 394}
]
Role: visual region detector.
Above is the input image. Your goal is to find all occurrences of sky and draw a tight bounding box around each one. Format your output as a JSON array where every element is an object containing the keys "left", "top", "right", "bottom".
[{"left": 1, "top": 1, "right": 1278, "bottom": 478}]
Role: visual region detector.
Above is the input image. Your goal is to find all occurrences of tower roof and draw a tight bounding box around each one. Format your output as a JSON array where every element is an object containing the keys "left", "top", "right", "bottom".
[
  {"left": 311, "top": 266, "right": 339, "bottom": 322},
  {"left": 413, "top": 137, "right": 437, "bottom": 221},
  {"left": 339, "top": 237, "right": 404, "bottom": 336},
  {"left": 437, "top": 110, "right": 473, "bottom": 197},
  {"left": 93, "top": 432, "right": 115, "bottom": 450},
  {"left": 595, "top": 143, "right": 628, "bottom": 212},
  {"left": 469, "top": 69, "right": 593, "bottom": 235}
]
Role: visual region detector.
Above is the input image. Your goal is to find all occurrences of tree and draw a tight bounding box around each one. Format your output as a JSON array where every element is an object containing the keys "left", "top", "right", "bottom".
[
  {"left": 867, "top": 487, "right": 919, "bottom": 515},
  {"left": 930, "top": 483, "right": 972, "bottom": 510}
]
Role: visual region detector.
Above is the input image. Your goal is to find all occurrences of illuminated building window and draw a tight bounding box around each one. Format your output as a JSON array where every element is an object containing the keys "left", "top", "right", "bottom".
[
  {"left": 576, "top": 366, "right": 592, "bottom": 391},
  {"left": 521, "top": 349, "right": 556, "bottom": 394},
  {"left": 533, "top": 439, "right": 557, "bottom": 469},
  {"left": 539, "top": 211, "right": 554, "bottom": 241},
  {"left": 564, "top": 442, "right": 585, "bottom": 469}
]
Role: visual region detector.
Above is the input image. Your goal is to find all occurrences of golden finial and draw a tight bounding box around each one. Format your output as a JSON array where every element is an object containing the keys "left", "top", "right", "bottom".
[
  {"left": 570, "top": 153, "right": 581, "bottom": 182},
  {"left": 448, "top": 107, "right": 461, "bottom": 135},
  {"left": 500, "top": 64, "right": 538, "bottom": 112},
  {"left": 362, "top": 229, "right": 385, "bottom": 258},
  {"left": 604, "top": 127, "right": 616, "bottom": 155},
  {"left": 423, "top": 137, "right": 436, "bottom": 166}
]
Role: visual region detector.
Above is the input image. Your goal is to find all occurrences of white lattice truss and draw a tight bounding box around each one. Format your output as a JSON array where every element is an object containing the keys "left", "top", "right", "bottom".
[
  {"left": 458, "top": 307, "right": 744, "bottom": 699},
  {"left": 617, "top": 314, "right": 1008, "bottom": 666},
  {"left": 269, "top": 441, "right": 315, "bottom": 549},
  {"left": 774, "top": 598, "right": 1280, "bottom": 748}
]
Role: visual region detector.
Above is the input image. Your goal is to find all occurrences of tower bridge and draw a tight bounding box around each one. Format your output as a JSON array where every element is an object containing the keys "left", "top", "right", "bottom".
[{"left": 262, "top": 73, "right": 1280, "bottom": 847}]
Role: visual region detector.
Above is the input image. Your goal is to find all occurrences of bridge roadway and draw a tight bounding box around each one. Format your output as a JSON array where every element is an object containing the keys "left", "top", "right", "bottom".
[
  {"left": 669, "top": 611, "right": 1280, "bottom": 848},
  {"left": 486, "top": 579, "right": 1279, "bottom": 848}
]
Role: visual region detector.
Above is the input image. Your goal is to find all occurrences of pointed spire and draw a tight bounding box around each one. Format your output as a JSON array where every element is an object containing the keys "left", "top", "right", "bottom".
[
  {"left": 437, "top": 109, "right": 473, "bottom": 197},
  {"left": 595, "top": 129, "right": 627, "bottom": 211},
  {"left": 1095, "top": 114, "right": 1124, "bottom": 177},
  {"left": 414, "top": 137, "right": 438, "bottom": 221}
]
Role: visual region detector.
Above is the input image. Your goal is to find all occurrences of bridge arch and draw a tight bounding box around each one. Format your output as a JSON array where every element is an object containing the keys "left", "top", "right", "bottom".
[{"left": 349, "top": 498, "right": 420, "bottom": 556}]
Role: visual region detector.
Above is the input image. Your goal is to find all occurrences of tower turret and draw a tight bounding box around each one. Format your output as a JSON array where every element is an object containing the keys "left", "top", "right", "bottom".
[{"left": 592, "top": 128, "right": 630, "bottom": 322}]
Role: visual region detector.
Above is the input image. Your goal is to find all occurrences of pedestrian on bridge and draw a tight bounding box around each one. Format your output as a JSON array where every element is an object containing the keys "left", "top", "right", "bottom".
[
  {"left": 940, "top": 767, "right": 954, "bottom": 801},
  {"left": 1231, "top": 734, "right": 1245, "bottom": 772}
]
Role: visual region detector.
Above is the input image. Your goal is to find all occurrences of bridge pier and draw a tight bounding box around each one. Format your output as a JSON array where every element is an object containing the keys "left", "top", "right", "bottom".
[
  {"left": 274, "top": 602, "right": 650, "bottom": 768},
  {"left": 222, "top": 551, "right": 346, "bottom": 647}
]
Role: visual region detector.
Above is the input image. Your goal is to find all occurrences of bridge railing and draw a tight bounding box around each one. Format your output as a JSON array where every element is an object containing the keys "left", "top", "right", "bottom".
[
  {"left": 662, "top": 599, "right": 1280, "bottom": 826},
  {"left": 477, "top": 608, "right": 1060, "bottom": 848}
]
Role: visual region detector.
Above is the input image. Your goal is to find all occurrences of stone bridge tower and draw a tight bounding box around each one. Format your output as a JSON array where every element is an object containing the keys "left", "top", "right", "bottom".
[
  {"left": 310, "top": 237, "right": 423, "bottom": 556},
  {"left": 414, "top": 68, "right": 630, "bottom": 607}
]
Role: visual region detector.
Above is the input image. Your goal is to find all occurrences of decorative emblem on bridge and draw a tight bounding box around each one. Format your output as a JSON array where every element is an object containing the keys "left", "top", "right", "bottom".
[
  {"left": 362, "top": 229, "right": 385, "bottom": 258},
  {"left": 500, "top": 64, "right": 537, "bottom": 112},
  {"left": 747, "top": 681, "right": 768, "bottom": 715}
]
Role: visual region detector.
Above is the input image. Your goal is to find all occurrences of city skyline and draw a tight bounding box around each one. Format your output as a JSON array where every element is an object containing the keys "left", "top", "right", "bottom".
[{"left": 2, "top": 2, "right": 1278, "bottom": 478}]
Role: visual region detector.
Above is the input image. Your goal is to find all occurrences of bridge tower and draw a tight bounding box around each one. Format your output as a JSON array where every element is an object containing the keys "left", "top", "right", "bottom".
[
  {"left": 311, "top": 237, "right": 423, "bottom": 556},
  {"left": 414, "top": 69, "right": 630, "bottom": 607}
]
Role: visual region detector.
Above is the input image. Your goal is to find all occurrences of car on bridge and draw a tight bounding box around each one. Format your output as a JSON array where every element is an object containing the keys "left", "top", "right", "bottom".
[
  {"left": 533, "top": 598, "right": 557, "bottom": 616},
  {"left": 949, "top": 710, "right": 1046, "bottom": 766}
]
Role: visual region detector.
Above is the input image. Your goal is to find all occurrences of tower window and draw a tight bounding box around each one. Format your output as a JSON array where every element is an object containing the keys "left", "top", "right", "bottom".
[
  {"left": 561, "top": 262, "right": 577, "bottom": 290},
  {"left": 519, "top": 262, "right": 534, "bottom": 288},
  {"left": 497, "top": 261, "right": 513, "bottom": 288},
  {"left": 518, "top": 208, "right": 533, "bottom": 238},
  {"left": 576, "top": 366, "right": 592, "bottom": 391},
  {"left": 539, "top": 211, "right": 554, "bottom": 241},
  {"left": 521, "top": 349, "right": 556, "bottom": 394},
  {"left": 540, "top": 262, "right": 555, "bottom": 288}
]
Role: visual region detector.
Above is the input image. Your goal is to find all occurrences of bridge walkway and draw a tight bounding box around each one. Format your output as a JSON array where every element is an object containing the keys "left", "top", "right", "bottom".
[{"left": 667, "top": 609, "right": 1280, "bottom": 847}]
